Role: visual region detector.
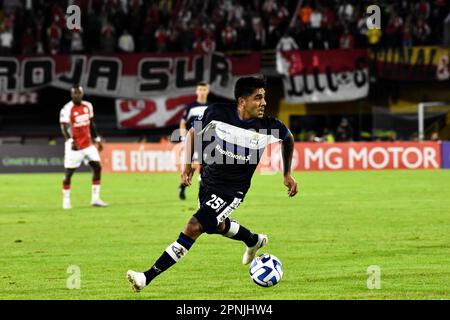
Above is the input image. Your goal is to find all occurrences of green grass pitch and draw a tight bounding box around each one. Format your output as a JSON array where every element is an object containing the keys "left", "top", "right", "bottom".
[{"left": 1, "top": 170, "right": 449, "bottom": 300}]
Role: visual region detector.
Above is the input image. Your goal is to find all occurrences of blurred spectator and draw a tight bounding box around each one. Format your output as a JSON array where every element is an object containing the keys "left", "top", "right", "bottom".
[
  {"left": 118, "top": 29, "right": 135, "bottom": 53},
  {"left": 416, "top": 0, "right": 431, "bottom": 19},
  {"left": 313, "top": 128, "right": 335, "bottom": 142},
  {"left": 299, "top": 2, "right": 312, "bottom": 26},
  {"left": 402, "top": 15, "right": 414, "bottom": 48},
  {"left": 276, "top": 31, "right": 299, "bottom": 74},
  {"left": 167, "top": 22, "right": 182, "bottom": 52},
  {"left": 47, "top": 21, "right": 62, "bottom": 55},
  {"left": 322, "top": 5, "right": 336, "bottom": 47},
  {"left": 0, "top": 25, "right": 13, "bottom": 55},
  {"left": 100, "top": 21, "right": 116, "bottom": 53},
  {"left": 414, "top": 17, "right": 431, "bottom": 44},
  {"left": 338, "top": 1, "right": 355, "bottom": 23},
  {"left": 335, "top": 118, "right": 354, "bottom": 142},
  {"left": 155, "top": 25, "right": 169, "bottom": 53},
  {"left": 35, "top": 20, "right": 44, "bottom": 54},
  {"left": 309, "top": 30, "right": 329, "bottom": 49},
  {"left": 310, "top": 5, "right": 323, "bottom": 30},
  {"left": 70, "top": 29, "right": 84, "bottom": 53},
  {"left": 322, "top": 128, "right": 335, "bottom": 143},
  {"left": 276, "top": 30, "right": 299, "bottom": 51},
  {"left": 430, "top": 131, "right": 440, "bottom": 141},
  {"left": 252, "top": 15, "right": 267, "bottom": 50},
  {"left": 339, "top": 25, "right": 355, "bottom": 49},
  {"left": 21, "top": 27, "right": 35, "bottom": 54},
  {"left": 192, "top": 37, "right": 203, "bottom": 54},
  {"left": 304, "top": 131, "right": 317, "bottom": 142},
  {"left": 221, "top": 23, "right": 237, "bottom": 50},
  {"left": 385, "top": 10, "right": 404, "bottom": 47},
  {"left": 180, "top": 25, "right": 195, "bottom": 53},
  {"left": 202, "top": 31, "right": 216, "bottom": 54}
]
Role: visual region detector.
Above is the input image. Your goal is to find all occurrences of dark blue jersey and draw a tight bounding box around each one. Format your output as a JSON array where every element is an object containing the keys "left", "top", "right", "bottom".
[
  {"left": 194, "top": 103, "right": 289, "bottom": 196},
  {"left": 182, "top": 101, "right": 209, "bottom": 130}
]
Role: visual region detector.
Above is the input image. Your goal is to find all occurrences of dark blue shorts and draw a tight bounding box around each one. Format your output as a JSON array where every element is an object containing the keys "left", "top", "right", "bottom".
[{"left": 194, "top": 184, "right": 245, "bottom": 234}]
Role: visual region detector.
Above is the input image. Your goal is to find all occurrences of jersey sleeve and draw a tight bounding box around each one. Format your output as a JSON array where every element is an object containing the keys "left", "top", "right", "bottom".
[
  {"left": 85, "top": 101, "right": 94, "bottom": 118},
  {"left": 270, "top": 118, "right": 290, "bottom": 141},
  {"left": 59, "top": 105, "right": 70, "bottom": 124},
  {"left": 181, "top": 104, "right": 190, "bottom": 121},
  {"left": 198, "top": 105, "right": 215, "bottom": 128}
]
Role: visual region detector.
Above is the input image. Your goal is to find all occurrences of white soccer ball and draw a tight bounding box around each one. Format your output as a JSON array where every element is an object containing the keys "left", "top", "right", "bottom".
[{"left": 249, "top": 253, "right": 283, "bottom": 287}]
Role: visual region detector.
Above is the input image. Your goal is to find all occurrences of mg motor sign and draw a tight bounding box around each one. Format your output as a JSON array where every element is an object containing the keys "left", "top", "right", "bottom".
[
  {"left": 99, "top": 141, "right": 441, "bottom": 173},
  {"left": 293, "top": 142, "right": 441, "bottom": 171}
]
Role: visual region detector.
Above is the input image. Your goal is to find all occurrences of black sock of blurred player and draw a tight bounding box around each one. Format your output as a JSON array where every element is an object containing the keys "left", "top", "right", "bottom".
[
  {"left": 220, "top": 218, "right": 258, "bottom": 247},
  {"left": 178, "top": 184, "right": 186, "bottom": 200},
  {"left": 143, "top": 232, "right": 195, "bottom": 285}
]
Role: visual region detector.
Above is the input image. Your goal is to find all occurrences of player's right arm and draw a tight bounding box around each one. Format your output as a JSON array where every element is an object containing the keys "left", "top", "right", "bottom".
[
  {"left": 60, "top": 122, "right": 70, "bottom": 141},
  {"left": 60, "top": 123, "right": 79, "bottom": 150},
  {"left": 179, "top": 104, "right": 191, "bottom": 141},
  {"left": 60, "top": 105, "right": 79, "bottom": 150},
  {"left": 180, "top": 127, "right": 195, "bottom": 186},
  {"left": 179, "top": 119, "right": 188, "bottom": 140}
]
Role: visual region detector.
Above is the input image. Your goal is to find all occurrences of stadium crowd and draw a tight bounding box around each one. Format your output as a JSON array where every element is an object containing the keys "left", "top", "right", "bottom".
[{"left": 0, "top": 0, "right": 448, "bottom": 56}]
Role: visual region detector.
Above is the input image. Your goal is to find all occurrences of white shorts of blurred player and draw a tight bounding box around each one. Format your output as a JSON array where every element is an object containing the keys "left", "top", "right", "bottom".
[
  {"left": 192, "top": 150, "right": 200, "bottom": 163},
  {"left": 192, "top": 150, "right": 202, "bottom": 183},
  {"left": 64, "top": 142, "right": 101, "bottom": 169}
]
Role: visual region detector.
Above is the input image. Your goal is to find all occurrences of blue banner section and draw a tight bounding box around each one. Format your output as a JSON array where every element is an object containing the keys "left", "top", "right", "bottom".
[{"left": 441, "top": 141, "right": 450, "bottom": 169}]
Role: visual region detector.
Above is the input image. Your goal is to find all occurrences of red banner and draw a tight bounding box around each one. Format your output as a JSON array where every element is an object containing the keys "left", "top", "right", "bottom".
[
  {"left": 100, "top": 142, "right": 441, "bottom": 173},
  {"left": 0, "top": 52, "right": 261, "bottom": 100},
  {"left": 115, "top": 95, "right": 196, "bottom": 129},
  {"left": 277, "top": 49, "right": 369, "bottom": 103}
]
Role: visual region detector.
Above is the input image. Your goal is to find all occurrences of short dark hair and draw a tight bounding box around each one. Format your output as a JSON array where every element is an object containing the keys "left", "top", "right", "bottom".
[
  {"left": 234, "top": 76, "right": 266, "bottom": 101},
  {"left": 197, "top": 82, "right": 209, "bottom": 87},
  {"left": 71, "top": 84, "right": 83, "bottom": 90}
]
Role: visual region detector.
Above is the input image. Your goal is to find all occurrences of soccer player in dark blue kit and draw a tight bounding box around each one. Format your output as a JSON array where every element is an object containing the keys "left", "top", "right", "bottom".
[
  {"left": 178, "top": 82, "right": 210, "bottom": 200},
  {"left": 127, "top": 77, "right": 298, "bottom": 292}
]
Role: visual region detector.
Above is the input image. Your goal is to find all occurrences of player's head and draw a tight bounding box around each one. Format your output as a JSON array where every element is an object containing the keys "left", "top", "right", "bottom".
[
  {"left": 234, "top": 76, "right": 266, "bottom": 119},
  {"left": 71, "top": 84, "right": 84, "bottom": 104},
  {"left": 196, "top": 82, "right": 209, "bottom": 103}
]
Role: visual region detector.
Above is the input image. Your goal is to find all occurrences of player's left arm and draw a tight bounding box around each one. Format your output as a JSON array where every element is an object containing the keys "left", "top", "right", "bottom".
[
  {"left": 180, "top": 127, "right": 196, "bottom": 186},
  {"left": 281, "top": 130, "right": 298, "bottom": 197},
  {"left": 90, "top": 120, "right": 103, "bottom": 152}
]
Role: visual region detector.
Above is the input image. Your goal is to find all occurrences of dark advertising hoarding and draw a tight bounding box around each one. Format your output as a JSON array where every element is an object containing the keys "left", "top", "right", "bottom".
[{"left": 0, "top": 145, "right": 89, "bottom": 173}]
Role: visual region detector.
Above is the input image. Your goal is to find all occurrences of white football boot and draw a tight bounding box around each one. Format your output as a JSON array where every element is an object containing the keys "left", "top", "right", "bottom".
[
  {"left": 91, "top": 199, "right": 108, "bottom": 207},
  {"left": 242, "top": 234, "right": 269, "bottom": 265},
  {"left": 127, "top": 270, "right": 147, "bottom": 292}
]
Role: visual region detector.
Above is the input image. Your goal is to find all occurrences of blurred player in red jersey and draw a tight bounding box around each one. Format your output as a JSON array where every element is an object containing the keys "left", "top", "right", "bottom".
[{"left": 59, "top": 85, "right": 108, "bottom": 209}]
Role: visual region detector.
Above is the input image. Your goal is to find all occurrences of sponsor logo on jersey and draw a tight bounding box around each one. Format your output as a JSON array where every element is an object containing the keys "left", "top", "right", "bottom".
[
  {"left": 73, "top": 113, "right": 90, "bottom": 127},
  {"left": 215, "top": 144, "right": 252, "bottom": 162}
]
